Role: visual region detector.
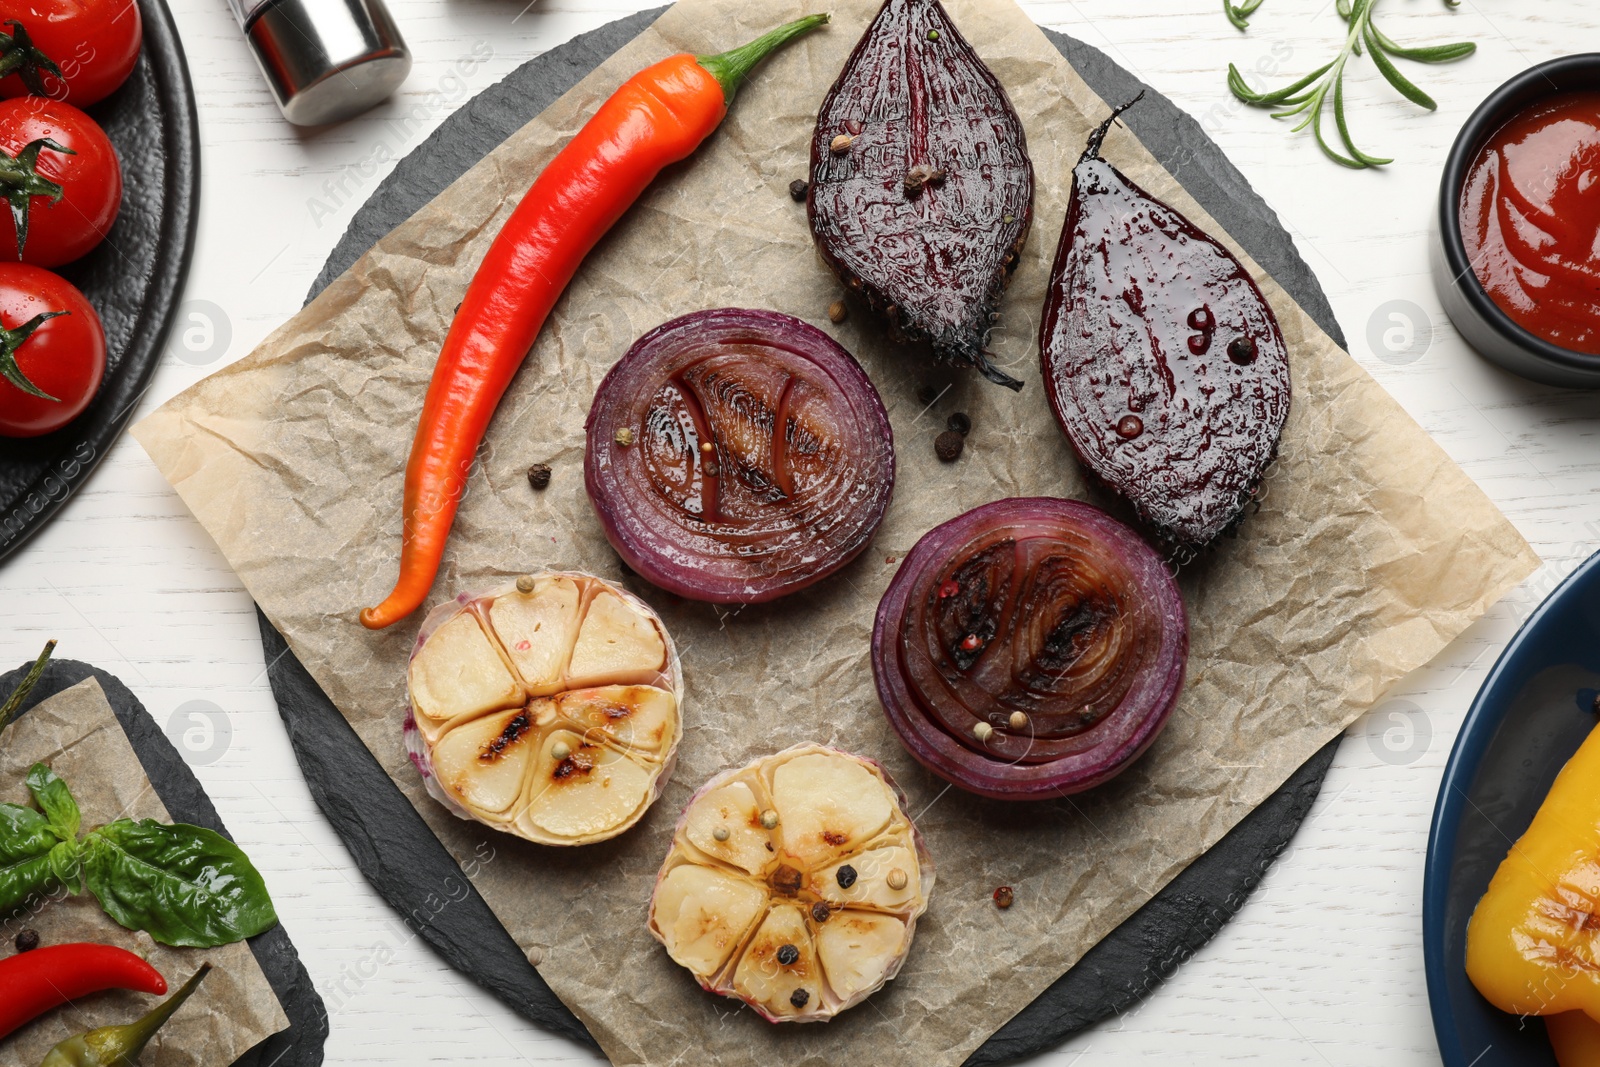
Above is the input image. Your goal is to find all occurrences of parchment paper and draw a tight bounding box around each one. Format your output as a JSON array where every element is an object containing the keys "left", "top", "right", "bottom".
[
  {"left": 132, "top": 0, "right": 1539, "bottom": 1063},
  {"left": 0, "top": 678, "right": 289, "bottom": 1065}
]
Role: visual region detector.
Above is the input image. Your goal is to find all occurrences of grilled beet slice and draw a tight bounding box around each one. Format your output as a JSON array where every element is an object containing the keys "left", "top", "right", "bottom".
[
  {"left": 808, "top": 0, "right": 1033, "bottom": 390},
  {"left": 1039, "top": 98, "right": 1291, "bottom": 549},
  {"left": 584, "top": 308, "right": 894, "bottom": 604}
]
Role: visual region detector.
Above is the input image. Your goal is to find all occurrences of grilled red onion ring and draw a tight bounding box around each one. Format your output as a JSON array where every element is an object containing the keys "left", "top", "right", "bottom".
[
  {"left": 585, "top": 308, "right": 894, "bottom": 603},
  {"left": 873, "top": 498, "right": 1187, "bottom": 799}
]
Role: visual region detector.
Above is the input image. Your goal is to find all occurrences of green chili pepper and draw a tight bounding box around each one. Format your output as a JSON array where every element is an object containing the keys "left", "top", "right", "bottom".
[
  {"left": 0, "top": 638, "right": 55, "bottom": 738},
  {"left": 40, "top": 963, "right": 210, "bottom": 1067}
]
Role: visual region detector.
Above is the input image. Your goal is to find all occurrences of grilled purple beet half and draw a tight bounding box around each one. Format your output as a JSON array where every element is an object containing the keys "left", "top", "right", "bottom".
[
  {"left": 808, "top": 0, "right": 1034, "bottom": 390},
  {"left": 1039, "top": 97, "right": 1291, "bottom": 549}
]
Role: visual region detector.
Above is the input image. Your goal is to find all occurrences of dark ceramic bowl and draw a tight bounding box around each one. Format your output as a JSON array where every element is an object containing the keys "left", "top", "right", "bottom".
[
  {"left": 1432, "top": 54, "right": 1600, "bottom": 388},
  {"left": 1423, "top": 550, "right": 1600, "bottom": 1066}
]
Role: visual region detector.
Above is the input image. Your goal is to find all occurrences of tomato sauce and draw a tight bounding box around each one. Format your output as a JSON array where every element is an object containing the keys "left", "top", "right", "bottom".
[{"left": 1460, "top": 90, "right": 1600, "bottom": 354}]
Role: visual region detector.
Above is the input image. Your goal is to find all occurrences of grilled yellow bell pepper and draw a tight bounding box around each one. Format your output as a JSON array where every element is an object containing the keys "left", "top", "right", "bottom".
[
  {"left": 1467, "top": 722, "right": 1600, "bottom": 1020},
  {"left": 1549, "top": 1012, "right": 1600, "bottom": 1067}
]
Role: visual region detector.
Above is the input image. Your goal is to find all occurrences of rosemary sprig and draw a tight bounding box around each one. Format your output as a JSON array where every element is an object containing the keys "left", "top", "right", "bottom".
[
  {"left": 1224, "top": 0, "right": 1267, "bottom": 32},
  {"left": 1226, "top": 0, "right": 1476, "bottom": 169}
]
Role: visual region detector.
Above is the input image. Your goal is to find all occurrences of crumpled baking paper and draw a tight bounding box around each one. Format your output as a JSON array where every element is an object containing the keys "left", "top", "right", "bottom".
[
  {"left": 131, "top": 0, "right": 1538, "bottom": 1062},
  {"left": 0, "top": 678, "right": 289, "bottom": 1066}
]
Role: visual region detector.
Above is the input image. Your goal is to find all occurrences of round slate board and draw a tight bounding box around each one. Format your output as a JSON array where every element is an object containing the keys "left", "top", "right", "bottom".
[
  {"left": 264, "top": 10, "right": 1343, "bottom": 1063},
  {"left": 0, "top": 658, "right": 329, "bottom": 1067},
  {"left": 0, "top": 0, "right": 200, "bottom": 562}
]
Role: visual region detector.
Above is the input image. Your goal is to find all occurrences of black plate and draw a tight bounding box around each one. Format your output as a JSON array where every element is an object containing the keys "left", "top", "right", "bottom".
[
  {"left": 260, "top": 10, "right": 1345, "bottom": 1064},
  {"left": 0, "top": 0, "right": 200, "bottom": 561},
  {"left": 0, "top": 657, "right": 328, "bottom": 1067}
]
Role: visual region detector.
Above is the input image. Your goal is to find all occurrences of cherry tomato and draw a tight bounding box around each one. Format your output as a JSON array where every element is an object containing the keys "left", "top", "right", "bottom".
[
  {"left": 0, "top": 262, "right": 105, "bottom": 437},
  {"left": 0, "top": 1, "right": 143, "bottom": 108},
  {"left": 0, "top": 95, "right": 120, "bottom": 266}
]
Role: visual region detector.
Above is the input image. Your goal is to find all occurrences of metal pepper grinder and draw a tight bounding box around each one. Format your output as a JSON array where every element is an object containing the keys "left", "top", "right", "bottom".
[{"left": 228, "top": 0, "right": 412, "bottom": 127}]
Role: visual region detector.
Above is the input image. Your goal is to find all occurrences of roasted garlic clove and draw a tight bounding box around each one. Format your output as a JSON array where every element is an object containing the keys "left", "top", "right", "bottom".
[
  {"left": 683, "top": 780, "right": 772, "bottom": 877},
  {"left": 770, "top": 750, "right": 894, "bottom": 871},
  {"left": 517, "top": 732, "right": 657, "bottom": 841},
  {"left": 408, "top": 612, "right": 521, "bottom": 745},
  {"left": 653, "top": 864, "right": 769, "bottom": 979},
  {"left": 430, "top": 706, "right": 537, "bottom": 817},
  {"left": 567, "top": 589, "right": 667, "bottom": 687},
  {"left": 814, "top": 910, "right": 908, "bottom": 1002},
  {"left": 557, "top": 685, "right": 677, "bottom": 755},
  {"left": 811, "top": 841, "right": 920, "bottom": 910},
  {"left": 732, "top": 904, "right": 821, "bottom": 1018},
  {"left": 486, "top": 574, "right": 581, "bottom": 694}
]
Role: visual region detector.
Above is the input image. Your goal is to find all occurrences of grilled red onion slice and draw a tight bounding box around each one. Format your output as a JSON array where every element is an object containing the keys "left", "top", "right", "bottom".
[
  {"left": 872, "top": 498, "right": 1187, "bottom": 799},
  {"left": 585, "top": 308, "right": 894, "bottom": 603}
]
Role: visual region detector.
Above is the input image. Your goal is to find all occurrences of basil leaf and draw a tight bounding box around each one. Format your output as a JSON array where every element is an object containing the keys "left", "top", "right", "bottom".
[
  {"left": 0, "top": 800, "right": 56, "bottom": 852},
  {"left": 0, "top": 802, "right": 62, "bottom": 917},
  {"left": 47, "top": 839, "right": 81, "bottom": 889},
  {"left": 26, "top": 762, "right": 80, "bottom": 841},
  {"left": 0, "top": 854, "right": 55, "bottom": 919},
  {"left": 82, "top": 819, "right": 278, "bottom": 948}
]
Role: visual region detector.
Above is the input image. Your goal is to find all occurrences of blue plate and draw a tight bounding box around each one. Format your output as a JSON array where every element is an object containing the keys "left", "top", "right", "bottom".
[{"left": 1424, "top": 551, "right": 1600, "bottom": 1066}]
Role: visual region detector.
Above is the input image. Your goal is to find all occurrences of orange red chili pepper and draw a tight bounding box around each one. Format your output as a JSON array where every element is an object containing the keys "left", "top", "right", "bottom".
[
  {"left": 361, "top": 14, "right": 829, "bottom": 630},
  {"left": 0, "top": 942, "right": 167, "bottom": 1040}
]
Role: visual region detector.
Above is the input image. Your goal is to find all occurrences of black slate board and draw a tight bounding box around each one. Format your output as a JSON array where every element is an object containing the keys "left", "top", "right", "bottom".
[
  {"left": 263, "top": 10, "right": 1345, "bottom": 1064},
  {"left": 0, "top": 658, "right": 328, "bottom": 1067},
  {"left": 0, "top": 0, "right": 200, "bottom": 563}
]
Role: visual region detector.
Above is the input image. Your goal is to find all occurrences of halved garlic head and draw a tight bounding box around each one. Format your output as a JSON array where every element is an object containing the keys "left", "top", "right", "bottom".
[
  {"left": 648, "top": 744, "right": 933, "bottom": 1023},
  {"left": 404, "top": 572, "right": 682, "bottom": 846}
]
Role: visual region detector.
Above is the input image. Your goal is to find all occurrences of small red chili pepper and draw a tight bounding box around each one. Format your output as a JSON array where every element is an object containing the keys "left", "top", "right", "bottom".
[
  {"left": 0, "top": 942, "right": 167, "bottom": 1040},
  {"left": 360, "top": 13, "right": 829, "bottom": 630}
]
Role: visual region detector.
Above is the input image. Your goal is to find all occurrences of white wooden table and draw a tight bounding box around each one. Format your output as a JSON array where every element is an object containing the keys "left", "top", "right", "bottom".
[{"left": 3, "top": 1, "right": 1594, "bottom": 1062}]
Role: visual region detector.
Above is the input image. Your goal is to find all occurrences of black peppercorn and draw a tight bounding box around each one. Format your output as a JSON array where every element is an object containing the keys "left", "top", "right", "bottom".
[
  {"left": 935, "top": 430, "right": 964, "bottom": 462},
  {"left": 776, "top": 943, "right": 800, "bottom": 966},
  {"left": 1227, "top": 336, "right": 1258, "bottom": 364},
  {"left": 790, "top": 988, "right": 810, "bottom": 1008},
  {"left": 14, "top": 929, "right": 39, "bottom": 953},
  {"left": 811, "top": 901, "right": 831, "bottom": 923},
  {"left": 836, "top": 864, "right": 858, "bottom": 889},
  {"left": 947, "top": 411, "right": 971, "bottom": 436},
  {"left": 789, "top": 178, "right": 808, "bottom": 202},
  {"left": 526, "top": 463, "right": 552, "bottom": 491}
]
